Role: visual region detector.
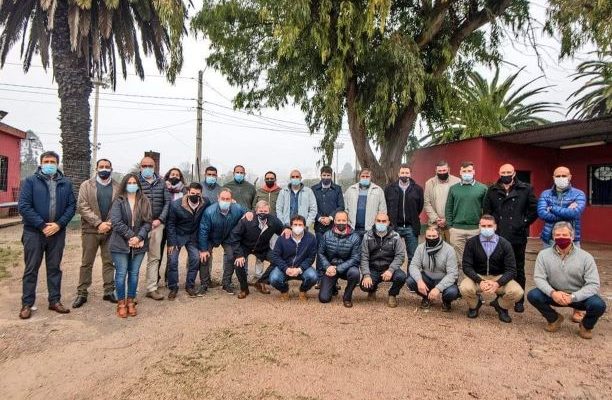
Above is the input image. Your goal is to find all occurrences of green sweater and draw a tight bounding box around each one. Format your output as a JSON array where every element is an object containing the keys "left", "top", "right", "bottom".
[{"left": 445, "top": 182, "right": 487, "bottom": 229}]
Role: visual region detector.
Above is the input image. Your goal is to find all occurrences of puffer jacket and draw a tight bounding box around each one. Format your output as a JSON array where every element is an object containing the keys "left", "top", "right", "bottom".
[
  {"left": 198, "top": 203, "right": 246, "bottom": 250},
  {"left": 109, "top": 196, "right": 152, "bottom": 255},
  {"left": 317, "top": 228, "right": 361, "bottom": 274},
  {"left": 360, "top": 228, "right": 406, "bottom": 275},
  {"left": 139, "top": 173, "right": 171, "bottom": 222},
  {"left": 537, "top": 185, "right": 586, "bottom": 243}
]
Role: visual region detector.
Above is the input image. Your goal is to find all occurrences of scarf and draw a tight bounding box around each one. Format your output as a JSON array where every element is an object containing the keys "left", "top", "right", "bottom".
[
  {"left": 425, "top": 237, "right": 443, "bottom": 270},
  {"left": 166, "top": 181, "right": 184, "bottom": 193}
]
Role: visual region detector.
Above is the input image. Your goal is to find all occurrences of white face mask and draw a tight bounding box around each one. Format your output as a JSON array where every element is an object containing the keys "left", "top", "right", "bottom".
[
  {"left": 292, "top": 226, "right": 304, "bottom": 236},
  {"left": 554, "top": 177, "right": 570, "bottom": 190}
]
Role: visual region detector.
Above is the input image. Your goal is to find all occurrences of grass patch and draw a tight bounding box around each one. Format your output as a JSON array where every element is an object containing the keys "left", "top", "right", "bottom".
[{"left": 0, "top": 244, "right": 21, "bottom": 281}]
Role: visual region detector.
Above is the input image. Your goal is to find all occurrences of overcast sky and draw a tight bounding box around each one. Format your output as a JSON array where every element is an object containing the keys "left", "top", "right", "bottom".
[{"left": 0, "top": 0, "right": 596, "bottom": 183}]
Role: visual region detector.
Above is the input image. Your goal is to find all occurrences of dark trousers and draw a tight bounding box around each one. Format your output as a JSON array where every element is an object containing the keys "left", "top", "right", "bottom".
[
  {"left": 319, "top": 267, "right": 360, "bottom": 303},
  {"left": 21, "top": 229, "right": 66, "bottom": 307},
  {"left": 527, "top": 288, "right": 606, "bottom": 330},
  {"left": 158, "top": 226, "right": 168, "bottom": 284},
  {"left": 199, "top": 243, "right": 235, "bottom": 288},
  {"left": 167, "top": 241, "right": 201, "bottom": 290},
  {"left": 511, "top": 242, "right": 527, "bottom": 304},
  {"left": 360, "top": 269, "right": 406, "bottom": 296},
  {"left": 235, "top": 250, "right": 274, "bottom": 292},
  {"left": 395, "top": 226, "right": 418, "bottom": 263},
  {"left": 406, "top": 274, "right": 460, "bottom": 303}
]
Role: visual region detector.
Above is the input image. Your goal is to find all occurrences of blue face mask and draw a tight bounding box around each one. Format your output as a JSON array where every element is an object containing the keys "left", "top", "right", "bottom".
[
  {"left": 234, "top": 173, "right": 245, "bottom": 183},
  {"left": 141, "top": 167, "right": 155, "bottom": 179},
  {"left": 205, "top": 176, "right": 217, "bottom": 185},
  {"left": 360, "top": 178, "right": 371, "bottom": 187},
  {"left": 480, "top": 227, "right": 495, "bottom": 238},
  {"left": 219, "top": 201, "right": 231, "bottom": 211},
  {"left": 126, "top": 183, "right": 139, "bottom": 193},
  {"left": 375, "top": 223, "right": 387, "bottom": 233},
  {"left": 41, "top": 164, "right": 57, "bottom": 176},
  {"left": 461, "top": 173, "right": 474, "bottom": 182},
  {"left": 290, "top": 178, "right": 301, "bottom": 186}
]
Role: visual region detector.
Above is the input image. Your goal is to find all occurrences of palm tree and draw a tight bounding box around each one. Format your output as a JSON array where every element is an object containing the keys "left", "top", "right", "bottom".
[
  {"left": 567, "top": 52, "right": 612, "bottom": 120},
  {"left": 0, "top": 0, "right": 189, "bottom": 194},
  {"left": 422, "top": 67, "right": 559, "bottom": 146}
]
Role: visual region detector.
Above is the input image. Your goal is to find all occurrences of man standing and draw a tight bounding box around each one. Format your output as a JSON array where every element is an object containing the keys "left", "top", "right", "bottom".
[
  {"left": 202, "top": 166, "right": 222, "bottom": 204},
  {"left": 224, "top": 164, "right": 256, "bottom": 209},
  {"left": 72, "top": 158, "right": 119, "bottom": 308},
  {"left": 459, "top": 215, "right": 523, "bottom": 323},
  {"left": 276, "top": 169, "right": 318, "bottom": 227},
  {"left": 139, "top": 156, "right": 171, "bottom": 301},
  {"left": 423, "top": 160, "right": 460, "bottom": 242},
  {"left": 253, "top": 171, "right": 282, "bottom": 216},
  {"left": 528, "top": 222, "right": 606, "bottom": 339},
  {"left": 359, "top": 212, "right": 406, "bottom": 308},
  {"left": 384, "top": 163, "right": 423, "bottom": 262},
  {"left": 344, "top": 168, "right": 386, "bottom": 236},
  {"left": 166, "top": 183, "right": 210, "bottom": 299},
  {"left": 483, "top": 163, "right": 537, "bottom": 313},
  {"left": 18, "top": 151, "right": 76, "bottom": 319},
  {"left": 268, "top": 215, "right": 318, "bottom": 300},
  {"left": 445, "top": 161, "right": 487, "bottom": 266}
]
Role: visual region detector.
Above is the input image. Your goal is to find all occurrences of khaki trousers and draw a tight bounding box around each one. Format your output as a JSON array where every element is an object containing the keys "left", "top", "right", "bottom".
[
  {"left": 459, "top": 275, "right": 524, "bottom": 310},
  {"left": 449, "top": 227, "right": 480, "bottom": 267},
  {"left": 146, "top": 223, "right": 165, "bottom": 293},
  {"left": 77, "top": 232, "right": 115, "bottom": 296}
]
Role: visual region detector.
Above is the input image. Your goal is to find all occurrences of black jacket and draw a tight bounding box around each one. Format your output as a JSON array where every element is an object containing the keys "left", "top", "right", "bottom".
[
  {"left": 483, "top": 179, "right": 537, "bottom": 244},
  {"left": 311, "top": 182, "right": 345, "bottom": 233},
  {"left": 229, "top": 215, "right": 285, "bottom": 259},
  {"left": 317, "top": 228, "right": 361, "bottom": 274},
  {"left": 462, "top": 235, "right": 516, "bottom": 286},
  {"left": 166, "top": 197, "right": 210, "bottom": 247},
  {"left": 360, "top": 228, "right": 406, "bottom": 275},
  {"left": 139, "top": 173, "right": 171, "bottom": 222},
  {"left": 384, "top": 179, "right": 424, "bottom": 237},
  {"left": 109, "top": 196, "right": 152, "bottom": 255}
]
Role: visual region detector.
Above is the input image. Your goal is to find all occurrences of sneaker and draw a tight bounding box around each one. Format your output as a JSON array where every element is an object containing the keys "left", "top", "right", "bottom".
[
  {"left": 186, "top": 288, "right": 198, "bottom": 298},
  {"left": 146, "top": 290, "right": 164, "bottom": 301},
  {"left": 545, "top": 313, "right": 564, "bottom": 332},
  {"left": 442, "top": 301, "right": 452, "bottom": 312},
  {"left": 222, "top": 285, "right": 235, "bottom": 295},
  {"left": 196, "top": 286, "right": 207, "bottom": 297},
  {"left": 420, "top": 298, "right": 431, "bottom": 309}
]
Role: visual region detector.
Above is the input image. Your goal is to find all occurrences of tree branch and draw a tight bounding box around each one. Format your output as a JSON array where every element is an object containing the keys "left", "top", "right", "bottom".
[{"left": 416, "top": 0, "right": 451, "bottom": 48}]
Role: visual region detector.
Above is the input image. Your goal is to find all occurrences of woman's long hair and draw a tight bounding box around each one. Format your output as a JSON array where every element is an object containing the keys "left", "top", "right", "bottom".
[
  {"left": 117, "top": 173, "right": 152, "bottom": 223},
  {"left": 164, "top": 168, "right": 185, "bottom": 184}
]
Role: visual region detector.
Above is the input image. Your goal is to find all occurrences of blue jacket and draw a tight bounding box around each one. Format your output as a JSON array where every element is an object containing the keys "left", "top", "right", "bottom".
[
  {"left": 270, "top": 230, "right": 317, "bottom": 273},
  {"left": 198, "top": 203, "right": 246, "bottom": 250},
  {"left": 317, "top": 228, "right": 361, "bottom": 274},
  {"left": 167, "top": 197, "right": 210, "bottom": 247},
  {"left": 537, "top": 185, "right": 586, "bottom": 242},
  {"left": 311, "top": 182, "right": 345, "bottom": 233},
  {"left": 18, "top": 168, "right": 76, "bottom": 231}
]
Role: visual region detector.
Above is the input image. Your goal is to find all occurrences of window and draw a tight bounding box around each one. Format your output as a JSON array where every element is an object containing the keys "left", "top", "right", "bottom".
[
  {"left": 0, "top": 155, "right": 8, "bottom": 192},
  {"left": 589, "top": 164, "right": 612, "bottom": 205}
]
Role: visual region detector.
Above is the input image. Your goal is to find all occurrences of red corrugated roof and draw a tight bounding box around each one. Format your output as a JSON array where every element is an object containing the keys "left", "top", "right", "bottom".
[{"left": 0, "top": 122, "right": 27, "bottom": 139}]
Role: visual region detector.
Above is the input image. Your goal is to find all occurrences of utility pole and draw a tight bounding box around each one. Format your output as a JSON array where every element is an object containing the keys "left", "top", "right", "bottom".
[
  {"left": 91, "top": 78, "right": 108, "bottom": 175},
  {"left": 334, "top": 141, "right": 344, "bottom": 183},
  {"left": 195, "top": 70, "right": 203, "bottom": 182}
]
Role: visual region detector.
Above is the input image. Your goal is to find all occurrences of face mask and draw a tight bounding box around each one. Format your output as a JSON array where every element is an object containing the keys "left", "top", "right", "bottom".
[
  {"left": 205, "top": 176, "right": 217, "bottom": 185},
  {"left": 375, "top": 223, "right": 387, "bottom": 233},
  {"left": 188, "top": 194, "right": 201, "bottom": 203},
  {"left": 426, "top": 238, "right": 440, "bottom": 247},
  {"left": 499, "top": 175, "right": 513, "bottom": 185},
  {"left": 219, "top": 201, "right": 231, "bottom": 211},
  {"left": 554, "top": 177, "right": 570, "bottom": 190},
  {"left": 234, "top": 173, "right": 245, "bottom": 183},
  {"left": 97, "top": 169, "right": 111, "bottom": 180},
  {"left": 141, "top": 167, "right": 154, "bottom": 179},
  {"left": 265, "top": 180, "right": 276, "bottom": 188},
  {"left": 290, "top": 178, "right": 302, "bottom": 186},
  {"left": 480, "top": 227, "right": 495, "bottom": 238},
  {"left": 292, "top": 226, "right": 304, "bottom": 235},
  {"left": 126, "top": 183, "right": 139, "bottom": 193},
  {"left": 335, "top": 223, "right": 347, "bottom": 232},
  {"left": 321, "top": 178, "right": 332, "bottom": 186},
  {"left": 169, "top": 177, "right": 181, "bottom": 185},
  {"left": 257, "top": 212, "right": 269, "bottom": 220},
  {"left": 360, "top": 178, "right": 371, "bottom": 187},
  {"left": 399, "top": 176, "right": 410, "bottom": 183},
  {"left": 461, "top": 173, "right": 474, "bottom": 183},
  {"left": 554, "top": 237, "right": 572, "bottom": 250},
  {"left": 41, "top": 164, "right": 57, "bottom": 175},
  {"left": 436, "top": 172, "right": 449, "bottom": 181}
]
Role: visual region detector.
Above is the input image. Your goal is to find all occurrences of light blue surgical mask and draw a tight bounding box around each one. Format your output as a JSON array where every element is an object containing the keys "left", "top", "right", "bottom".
[
  {"left": 219, "top": 201, "right": 231, "bottom": 211},
  {"left": 290, "top": 178, "right": 301, "bottom": 186},
  {"left": 205, "top": 176, "right": 217, "bottom": 185},
  {"left": 234, "top": 173, "right": 245, "bottom": 183},
  {"left": 41, "top": 164, "right": 57, "bottom": 176},
  {"left": 375, "top": 223, "right": 387, "bottom": 233},
  {"left": 461, "top": 173, "right": 474, "bottom": 183},
  {"left": 360, "top": 178, "right": 370, "bottom": 187},
  {"left": 141, "top": 167, "right": 154, "bottom": 179},
  {"left": 126, "top": 183, "right": 139, "bottom": 193},
  {"left": 480, "top": 227, "right": 495, "bottom": 238}
]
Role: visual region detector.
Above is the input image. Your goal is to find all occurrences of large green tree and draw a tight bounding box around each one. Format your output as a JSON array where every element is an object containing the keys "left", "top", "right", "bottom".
[
  {"left": 0, "top": 0, "right": 189, "bottom": 193},
  {"left": 566, "top": 52, "right": 612, "bottom": 119},
  {"left": 193, "top": 0, "right": 611, "bottom": 183}
]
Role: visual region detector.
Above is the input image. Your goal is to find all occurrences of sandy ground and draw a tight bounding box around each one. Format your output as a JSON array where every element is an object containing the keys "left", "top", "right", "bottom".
[{"left": 0, "top": 225, "right": 610, "bottom": 400}]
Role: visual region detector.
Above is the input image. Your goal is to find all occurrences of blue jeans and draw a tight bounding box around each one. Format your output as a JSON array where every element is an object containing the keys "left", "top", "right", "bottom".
[
  {"left": 167, "top": 241, "right": 201, "bottom": 290},
  {"left": 112, "top": 252, "right": 146, "bottom": 300},
  {"left": 395, "top": 226, "right": 418, "bottom": 262},
  {"left": 527, "top": 288, "right": 606, "bottom": 330},
  {"left": 269, "top": 266, "right": 318, "bottom": 293},
  {"left": 406, "top": 274, "right": 460, "bottom": 303}
]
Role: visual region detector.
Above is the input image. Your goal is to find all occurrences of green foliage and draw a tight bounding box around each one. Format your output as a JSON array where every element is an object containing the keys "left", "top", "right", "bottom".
[{"left": 567, "top": 51, "right": 612, "bottom": 119}]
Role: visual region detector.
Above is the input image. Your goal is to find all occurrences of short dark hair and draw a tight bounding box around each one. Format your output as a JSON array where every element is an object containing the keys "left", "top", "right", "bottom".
[
  {"left": 334, "top": 210, "right": 349, "bottom": 219},
  {"left": 205, "top": 166, "right": 217, "bottom": 174},
  {"left": 480, "top": 214, "right": 496, "bottom": 222},
  {"left": 399, "top": 163, "right": 411, "bottom": 171},
  {"left": 233, "top": 164, "right": 245, "bottom": 172},
  {"left": 290, "top": 215, "right": 306, "bottom": 225},
  {"left": 436, "top": 160, "right": 448, "bottom": 167},
  {"left": 360, "top": 168, "right": 372, "bottom": 175},
  {"left": 188, "top": 182, "right": 203, "bottom": 191},
  {"left": 461, "top": 161, "right": 474, "bottom": 169},
  {"left": 164, "top": 168, "right": 185, "bottom": 183},
  {"left": 264, "top": 171, "right": 277, "bottom": 179},
  {"left": 320, "top": 165, "right": 333, "bottom": 175},
  {"left": 40, "top": 151, "right": 60, "bottom": 163},
  {"left": 96, "top": 158, "right": 112, "bottom": 168}
]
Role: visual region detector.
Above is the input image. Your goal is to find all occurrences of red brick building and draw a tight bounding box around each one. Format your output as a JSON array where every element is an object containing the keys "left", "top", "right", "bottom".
[
  {"left": 410, "top": 116, "right": 612, "bottom": 244},
  {"left": 0, "top": 122, "right": 27, "bottom": 213}
]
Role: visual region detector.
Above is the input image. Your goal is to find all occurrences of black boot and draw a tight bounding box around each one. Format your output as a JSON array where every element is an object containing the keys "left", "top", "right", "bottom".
[
  {"left": 103, "top": 293, "right": 118, "bottom": 304},
  {"left": 490, "top": 297, "right": 512, "bottom": 323},
  {"left": 72, "top": 295, "right": 88, "bottom": 308}
]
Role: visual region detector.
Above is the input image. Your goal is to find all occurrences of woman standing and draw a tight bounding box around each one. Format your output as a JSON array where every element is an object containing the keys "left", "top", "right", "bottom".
[
  {"left": 164, "top": 168, "right": 187, "bottom": 201},
  {"left": 110, "top": 173, "right": 152, "bottom": 318}
]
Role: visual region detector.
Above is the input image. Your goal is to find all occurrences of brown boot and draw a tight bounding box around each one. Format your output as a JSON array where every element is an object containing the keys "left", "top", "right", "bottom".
[
  {"left": 578, "top": 323, "right": 593, "bottom": 339},
  {"left": 117, "top": 300, "right": 127, "bottom": 318},
  {"left": 298, "top": 291, "right": 308, "bottom": 301},
  {"left": 280, "top": 292, "right": 289, "bottom": 301},
  {"left": 255, "top": 282, "right": 271, "bottom": 294},
  {"left": 127, "top": 298, "right": 137, "bottom": 317},
  {"left": 237, "top": 289, "right": 250, "bottom": 299},
  {"left": 545, "top": 313, "right": 564, "bottom": 332}
]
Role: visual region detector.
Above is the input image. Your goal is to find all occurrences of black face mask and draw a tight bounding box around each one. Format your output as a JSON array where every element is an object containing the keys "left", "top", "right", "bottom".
[
  {"left": 265, "top": 180, "right": 276, "bottom": 188},
  {"left": 426, "top": 238, "right": 440, "bottom": 247},
  {"left": 500, "top": 175, "right": 514, "bottom": 185},
  {"left": 97, "top": 170, "right": 111, "bottom": 180},
  {"left": 399, "top": 176, "right": 410, "bottom": 183},
  {"left": 335, "top": 223, "right": 347, "bottom": 232},
  {"left": 188, "top": 194, "right": 201, "bottom": 203},
  {"left": 169, "top": 177, "right": 181, "bottom": 185},
  {"left": 321, "top": 178, "right": 332, "bottom": 186},
  {"left": 257, "top": 213, "right": 269, "bottom": 220},
  {"left": 436, "top": 173, "right": 449, "bottom": 181}
]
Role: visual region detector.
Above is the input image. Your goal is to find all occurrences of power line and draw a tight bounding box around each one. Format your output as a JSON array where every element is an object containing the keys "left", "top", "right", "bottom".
[{"left": 34, "top": 119, "right": 196, "bottom": 137}]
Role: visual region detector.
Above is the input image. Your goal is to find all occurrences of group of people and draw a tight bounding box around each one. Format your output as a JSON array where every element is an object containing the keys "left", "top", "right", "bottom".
[{"left": 16, "top": 152, "right": 606, "bottom": 339}]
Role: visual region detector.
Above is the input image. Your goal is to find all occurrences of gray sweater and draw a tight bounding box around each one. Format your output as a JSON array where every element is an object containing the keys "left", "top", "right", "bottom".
[
  {"left": 408, "top": 242, "right": 458, "bottom": 292},
  {"left": 534, "top": 246, "right": 600, "bottom": 302}
]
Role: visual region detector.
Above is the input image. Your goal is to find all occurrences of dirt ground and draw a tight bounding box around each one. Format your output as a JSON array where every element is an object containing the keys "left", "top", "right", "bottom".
[{"left": 0, "top": 225, "right": 610, "bottom": 400}]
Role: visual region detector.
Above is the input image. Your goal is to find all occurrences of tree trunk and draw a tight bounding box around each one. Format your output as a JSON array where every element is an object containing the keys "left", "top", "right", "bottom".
[{"left": 51, "top": 0, "right": 92, "bottom": 199}]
